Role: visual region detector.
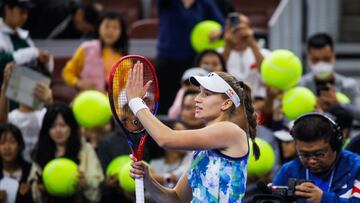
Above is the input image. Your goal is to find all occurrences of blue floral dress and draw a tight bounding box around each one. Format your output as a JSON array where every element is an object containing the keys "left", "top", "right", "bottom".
[{"left": 188, "top": 149, "right": 249, "bottom": 203}]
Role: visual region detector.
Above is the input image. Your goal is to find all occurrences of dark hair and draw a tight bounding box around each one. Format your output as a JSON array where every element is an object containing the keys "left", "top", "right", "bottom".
[
  {"left": 82, "top": 3, "right": 100, "bottom": 27},
  {"left": 33, "top": 102, "right": 81, "bottom": 169},
  {"left": 69, "top": 2, "right": 100, "bottom": 27},
  {"left": 1, "top": 1, "right": 29, "bottom": 18},
  {"left": 307, "top": 33, "right": 334, "bottom": 51},
  {"left": 0, "top": 123, "right": 25, "bottom": 164},
  {"left": 327, "top": 106, "right": 354, "bottom": 131},
  {"left": 194, "top": 50, "right": 226, "bottom": 72},
  {"left": 217, "top": 72, "right": 260, "bottom": 160},
  {"left": 291, "top": 115, "right": 336, "bottom": 149},
  {"left": 97, "top": 11, "right": 129, "bottom": 55}
]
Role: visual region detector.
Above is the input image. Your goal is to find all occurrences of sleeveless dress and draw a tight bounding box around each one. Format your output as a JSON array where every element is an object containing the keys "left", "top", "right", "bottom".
[{"left": 188, "top": 149, "right": 249, "bottom": 203}]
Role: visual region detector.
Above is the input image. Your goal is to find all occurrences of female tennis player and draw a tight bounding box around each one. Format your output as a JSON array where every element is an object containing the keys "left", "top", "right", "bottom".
[{"left": 126, "top": 61, "right": 260, "bottom": 202}]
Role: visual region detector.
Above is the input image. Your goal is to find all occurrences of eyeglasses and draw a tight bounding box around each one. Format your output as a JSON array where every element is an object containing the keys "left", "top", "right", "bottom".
[{"left": 297, "top": 148, "right": 330, "bottom": 161}]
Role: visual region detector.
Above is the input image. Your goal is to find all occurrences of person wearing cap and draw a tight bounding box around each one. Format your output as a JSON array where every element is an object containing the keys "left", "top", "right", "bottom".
[
  {"left": 126, "top": 61, "right": 261, "bottom": 202},
  {"left": 273, "top": 121, "right": 297, "bottom": 164},
  {"left": 0, "top": 0, "right": 51, "bottom": 88},
  {"left": 167, "top": 67, "right": 209, "bottom": 119}
]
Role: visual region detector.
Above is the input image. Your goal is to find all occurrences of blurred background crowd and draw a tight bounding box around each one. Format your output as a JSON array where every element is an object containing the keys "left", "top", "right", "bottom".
[{"left": 0, "top": 0, "right": 359, "bottom": 202}]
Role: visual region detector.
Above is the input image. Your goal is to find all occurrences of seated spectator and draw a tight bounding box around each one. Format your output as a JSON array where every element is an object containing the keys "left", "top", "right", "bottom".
[
  {"left": 273, "top": 112, "right": 360, "bottom": 202},
  {"left": 298, "top": 33, "right": 360, "bottom": 121},
  {"left": 29, "top": 102, "right": 104, "bottom": 203},
  {"left": 150, "top": 89, "right": 203, "bottom": 188},
  {"left": 62, "top": 11, "right": 128, "bottom": 92},
  {"left": 47, "top": 2, "right": 102, "bottom": 39},
  {"left": 167, "top": 68, "right": 208, "bottom": 119},
  {"left": 326, "top": 106, "right": 354, "bottom": 148},
  {"left": 220, "top": 12, "right": 270, "bottom": 98},
  {"left": 150, "top": 121, "right": 192, "bottom": 188},
  {"left": 0, "top": 123, "right": 33, "bottom": 203},
  {"left": 194, "top": 49, "right": 226, "bottom": 72},
  {"left": 0, "top": 0, "right": 51, "bottom": 90},
  {"left": 0, "top": 63, "right": 52, "bottom": 162},
  {"left": 273, "top": 121, "right": 297, "bottom": 164},
  {"left": 176, "top": 89, "right": 205, "bottom": 130}
]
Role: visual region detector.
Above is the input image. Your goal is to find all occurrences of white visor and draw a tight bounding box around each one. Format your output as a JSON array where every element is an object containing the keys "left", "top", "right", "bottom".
[
  {"left": 273, "top": 130, "right": 294, "bottom": 142},
  {"left": 273, "top": 121, "right": 294, "bottom": 142},
  {"left": 190, "top": 72, "right": 241, "bottom": 107}
]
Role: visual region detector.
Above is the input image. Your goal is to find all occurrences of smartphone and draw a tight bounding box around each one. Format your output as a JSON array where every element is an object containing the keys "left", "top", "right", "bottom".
[
  {"left": 316, "top": 83, "right": 329, "bottom": 96},
  {"left": 227, "top": 12, "right": 240, "bottom": 28}
]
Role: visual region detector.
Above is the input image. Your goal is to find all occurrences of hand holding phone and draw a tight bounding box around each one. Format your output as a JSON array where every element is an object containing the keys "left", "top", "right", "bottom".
[{"left": 227, "top": 12, "right": 240, "bottom": 28}]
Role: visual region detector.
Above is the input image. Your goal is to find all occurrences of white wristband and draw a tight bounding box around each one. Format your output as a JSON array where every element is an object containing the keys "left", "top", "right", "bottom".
[{"left": 128, "top": 97, "right": 149, "bottom": 116}]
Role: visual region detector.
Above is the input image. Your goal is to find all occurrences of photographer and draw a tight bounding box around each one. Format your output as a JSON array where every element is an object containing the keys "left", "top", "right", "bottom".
[
  {"left": 298, "top": 33, "right": 360, "bottom": 121},
  {"left": 272, "top": 113, "right": 360, "bottom": 203}
]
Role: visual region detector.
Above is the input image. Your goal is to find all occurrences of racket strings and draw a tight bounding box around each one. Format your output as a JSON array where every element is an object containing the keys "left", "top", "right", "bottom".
[{"left": 112, "top": 58, "right": 158, "bottom": 133}]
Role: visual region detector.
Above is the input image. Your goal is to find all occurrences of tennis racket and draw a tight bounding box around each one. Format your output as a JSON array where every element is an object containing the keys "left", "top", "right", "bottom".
[{"left": 108, "top": 55, "right": 159, "bottom": 203}]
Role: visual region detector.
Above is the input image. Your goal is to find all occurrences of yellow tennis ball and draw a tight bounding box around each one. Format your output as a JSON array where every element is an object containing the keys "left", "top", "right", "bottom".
[
  {"left": 282, "top": 86, "right": 316, "bottom": 120},
  {"left": 190, "top": 20, "right": 224, "bottom": 53},
  {"left": 43, "top": 158, "right": 78, "bottom": 197},
  {"left": 106, "top": 155, "right": 131, "bottom": 176},
  {"left": 248, "top": 138, "right": 275, "bottom": 177},
  {"left": 118, "top": 161, "right": 135, "bottom": 193},
  {"left": 336, "top": 92, "right": 351, "bottom": 104},
  {"left": 261, "top": 49, "right": 302, "bottom": 90},
  {"left": 72, "top": 90, "right": 112, "bottom": 128}
]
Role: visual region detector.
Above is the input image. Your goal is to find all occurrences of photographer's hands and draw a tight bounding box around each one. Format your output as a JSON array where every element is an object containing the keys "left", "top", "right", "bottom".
[
  {"left": 317, "top": 84, "right": 339, "bottom": 110},
  {"left": 295, "top": 182, "right": 323, "bottom": 203}
]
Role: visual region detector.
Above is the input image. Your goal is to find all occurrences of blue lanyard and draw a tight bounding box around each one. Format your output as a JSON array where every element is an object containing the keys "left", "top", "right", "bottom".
[{"left": 306, "top": 168, "right": 335, "bottom": 192}]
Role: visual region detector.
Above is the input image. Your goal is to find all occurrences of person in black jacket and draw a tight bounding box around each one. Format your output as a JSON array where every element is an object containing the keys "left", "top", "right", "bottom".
[{"left": 0, "top": 123, "right": 33, "bottom": 203}]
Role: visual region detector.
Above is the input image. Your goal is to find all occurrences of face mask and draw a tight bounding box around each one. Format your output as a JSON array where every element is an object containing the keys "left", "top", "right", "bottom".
[{"left": 311, "top": 61, "right": 334, "bottom": 80}]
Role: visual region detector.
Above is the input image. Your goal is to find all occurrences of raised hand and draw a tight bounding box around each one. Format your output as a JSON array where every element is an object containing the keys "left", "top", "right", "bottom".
[{"left": 126, "top": 61, "right": 152, "bottom": 101}]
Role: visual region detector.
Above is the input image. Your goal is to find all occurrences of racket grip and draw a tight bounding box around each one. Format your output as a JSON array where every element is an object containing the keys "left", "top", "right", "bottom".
[{"left": 135, "top": 178, "right": 145, "bottom": 203}]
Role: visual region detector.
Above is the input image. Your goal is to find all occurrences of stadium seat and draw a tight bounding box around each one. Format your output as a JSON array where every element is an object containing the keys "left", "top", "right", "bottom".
[
  {"left": 51, "top": 57, "right": 78, "bottom": 104},
  {"left": 128, "top": 19, "right": 159, "bottom": 39},
  {"left": 98, "top": 0, "right": 142, "bottom": 30}
]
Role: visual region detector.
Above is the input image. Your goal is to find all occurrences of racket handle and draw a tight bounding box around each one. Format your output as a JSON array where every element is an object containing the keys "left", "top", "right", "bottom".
[{"left": 135, "top": 178, "right": 145, "bottom": 203}]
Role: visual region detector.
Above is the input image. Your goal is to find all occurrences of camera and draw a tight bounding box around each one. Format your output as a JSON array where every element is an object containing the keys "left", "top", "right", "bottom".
[
  {"left": 270, "top": 179, "right": 312, "bottom": 202},
  {"left": 254, "top": 179, "right": 312, "bottom": 203},
  {"left": 227, "top": 12, "right": 240, "bottom": 28}
]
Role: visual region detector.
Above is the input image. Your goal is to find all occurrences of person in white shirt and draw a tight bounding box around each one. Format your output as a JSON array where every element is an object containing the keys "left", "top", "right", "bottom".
[
  {"left": 219, "top": 13, "right": 270, "bottom": 98},
  {"left": 0, "top": 63, "right": 52, "bottom": 162}
]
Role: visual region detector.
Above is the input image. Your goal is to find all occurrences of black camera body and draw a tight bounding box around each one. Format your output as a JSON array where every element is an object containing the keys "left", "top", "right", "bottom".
[
  {"left": 253, "top": 179, "right": 312, "bottom": 203},
  {"left": 270, "top": 179, "right": 312, "bottom": 202}
]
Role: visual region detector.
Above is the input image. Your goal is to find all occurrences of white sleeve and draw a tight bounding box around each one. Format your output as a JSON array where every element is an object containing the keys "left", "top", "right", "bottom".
[{"left": 12, "top": 47, "right": 39, "bottom": 64}]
